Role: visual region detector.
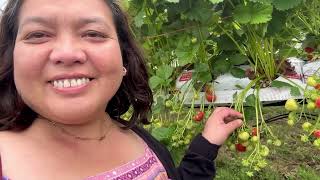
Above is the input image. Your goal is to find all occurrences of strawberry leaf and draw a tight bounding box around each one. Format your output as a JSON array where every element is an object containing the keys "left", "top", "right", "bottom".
[
  {"left": 156, "top": 65, "right": 174, "bottom": 80},
  {"left": 149, "top": 76, "right": 164, "bottom": 89},
  {"left": 273, "top": 0, "right": 303, "bottom": 11},
  {"left": 245, "top": 94, "right": 257, "bottom": 107},
  {"left": 233, "top": 3, "right": 273, "bottom": 24},
  {"left": 230, "top": 67, "right": 246, "bottom": 78},
  {"left": 133, "top": 9, "right": 145, "bottom": 28},
  {"left": 151, "top": 127, "right": 175, "bottom": 142},
  {"left": 229, "top": 54, "right": 249, "bottom": 65},
  {"left": 271, "top": 80, "right": 301, "bottom": 96}
]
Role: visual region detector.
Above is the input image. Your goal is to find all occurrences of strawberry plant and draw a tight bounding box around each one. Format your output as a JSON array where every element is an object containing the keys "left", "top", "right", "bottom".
[
  {"left": 122, "top": 0, "right": 320, "bottom": 178},
  {"left": 287, "top": 0, "right": 320, "bottom": 61}
]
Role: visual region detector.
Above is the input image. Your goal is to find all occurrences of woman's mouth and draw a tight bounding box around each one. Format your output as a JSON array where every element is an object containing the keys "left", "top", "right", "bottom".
[{"left": 50, "top": 77, "right": 92, "bottom": 89}]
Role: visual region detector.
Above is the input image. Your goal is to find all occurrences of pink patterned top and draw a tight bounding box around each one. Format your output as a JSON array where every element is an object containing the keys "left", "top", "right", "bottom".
[
  {"left": 84, "top": 144, "right": 169, "bottom": 180},
  {"left": 2, "top": 145, "right": 169, "bottom": 180}
]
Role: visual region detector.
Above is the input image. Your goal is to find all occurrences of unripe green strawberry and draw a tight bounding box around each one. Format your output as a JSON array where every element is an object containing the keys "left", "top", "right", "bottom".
[
  {"left": 251, "top": 136, "right": 259, "bottom": 143},
  {"left": 307, "top": 77, "right": 317, "bottom": 87},
  {"left": 302, "top": 122, "right": 312, "bottom": 132},
  {"left": 184, "top": 139, "right": 190, "bottom": 145},
  {"left": 191, "top": 37, "right": 198, "bottom": 44},
  {"left": 307, "top": 102, "right": 316, "bottom": 110},
  {"left": 311, "top": 93, "right": 319, "bottom": 101},
  {"left": 285, "top": 99, "right": 298, "bottom": 111},
  {"left": 313, "top": 139, "right": 320, "bottom": 148},
  {"left": 304, "top": 90, "right": 311, "bottom": 98},
  {"left": 287, "top": 119, "right": 295, "bottom": 126},
  {"left": 165, "top": 100, "right": 173, "bottom": 108},
  {"left": 288, "top": 112, "right": 296, "bottom": 120},
  {"left": 229, "top": 144, "right": 236, "bottom": 151},
  {"left": 300, "top": 135, "right": 309, "bottom": 142},
  {"left": 273, "top": 139, "right": 282, "bottom": 146},
  {"left": 246, "top": 145, "right": 254, "bottom": 151},
  {"left": 242, "top": 141, "right": 250, "bottom": 147},
  {"left": 267, "top": 139, "right": 273, "bottom": 144},
  {"left": 238, "top": 131, "right": 250, "bottom": 141},
  {"left": 194, "top": 92, "right": 199, "bottom": 100}
]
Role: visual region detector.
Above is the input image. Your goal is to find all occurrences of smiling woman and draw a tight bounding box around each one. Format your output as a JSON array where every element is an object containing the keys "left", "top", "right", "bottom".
[{"left": 0, "top": 0, "right": 243, "bottom": 180}]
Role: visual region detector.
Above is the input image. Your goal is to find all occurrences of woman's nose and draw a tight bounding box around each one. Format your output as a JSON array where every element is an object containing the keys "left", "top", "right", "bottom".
[{"left": 49, "top": 38, "right": 87, "bottom": 66}]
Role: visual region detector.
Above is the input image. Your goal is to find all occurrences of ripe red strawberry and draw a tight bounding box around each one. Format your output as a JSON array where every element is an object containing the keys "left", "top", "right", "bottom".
[
  {"left": 193, "top": 111, "right": 205, "bottom": 122},
  {"left": 305, "top": 47, "right": 315, "bottom": 53},
  {"left": 315, "top": 98, "right": 320, "bottom": 108},
  {"left": 251, "top": 127, "right": 258, "bottom": 136},
  {"left": 313, "top": 130, "right": 320, "bottom": 138},
  {"left": 205, "top": 93, "right": 216, "bottom": 102},
  {"left": 235, "top": 143, "right": 246, "bottom": 152},
  {"left": 315, "top": 84, "right": 320, "bottom": 90}
]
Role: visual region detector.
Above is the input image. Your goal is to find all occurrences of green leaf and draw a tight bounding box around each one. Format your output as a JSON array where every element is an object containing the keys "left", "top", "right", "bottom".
[
  {"left": 134, "top": 9, "right": 145, "bottom": 28},
  {"left": 229, "top": 54, "right": 249, "bottom": 65},
  {"left": 278, "top": 47, "right": 299, "bottom": 58},
  {"left": 230, "top": 67, "right": 246, "bottom": 78},
  {"left": 233, "top": 5, "right": 251, "bottom": 24},
  {"left": 151, "top": 127, "right": 175, "bottom": 142},
  {"left": 244, "top": 94, "right": 256, "bottom": 107},
  {"left": 290, "top": 86, "right": 301, "bottom": 96},
  {"left": 194, "top": 63, "right": 212, "bottom": 83},
  {"left": 266, "top": 10, "right": 287, "bottom": 36},
  {"left": 209, "top": 0, "right": 224, "bottom": 4},
  {"left": 273, "top": 0, "right": 303, "bottom": 11},
  {"left": 233, "top": 3, "right": 273, "bottom": 24},
  {"left": 156, "top": 65, "right": 174, "bottom": 79},
  {"left": 216, "top": 35, "right": 238, "bottom": 51},
  {"left": 244, "top": 106, "right": 256, "bottom": 121},
  {"left": 149, "top": 76, "right": 164, "bottom": 89},
  {"left": 271, "top": 80, "right": 301, "bottom": 96},
  {"left": 271, "top": 80, "right": 292, "bottom": 88},
  {"left": 210, "top": 56, "right": 232, "bottom": 77},
  {"left": 251, "top": 3, "right": 273, "bottom": 24}
]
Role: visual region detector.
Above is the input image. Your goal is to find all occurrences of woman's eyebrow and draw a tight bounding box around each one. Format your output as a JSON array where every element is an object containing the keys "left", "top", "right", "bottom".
[
  {"left": 76, "top": 17, "right": 110, "bottom": 28},
  {"left": 19, "top": 16, "right": 56, "bottom": 29},
  {"left": 19, "top": 16, "right": 112, "bottom": 30}
]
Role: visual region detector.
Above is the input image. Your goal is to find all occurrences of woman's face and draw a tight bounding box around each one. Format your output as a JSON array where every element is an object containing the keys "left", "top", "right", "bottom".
[{"left": 13, "top": 0, "right": 124, "bottom": 124}]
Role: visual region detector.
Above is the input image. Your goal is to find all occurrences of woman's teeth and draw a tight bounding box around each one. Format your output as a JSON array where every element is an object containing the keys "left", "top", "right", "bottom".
[{"left": 52, "top": 78, "right": 90, "bottom": 88}]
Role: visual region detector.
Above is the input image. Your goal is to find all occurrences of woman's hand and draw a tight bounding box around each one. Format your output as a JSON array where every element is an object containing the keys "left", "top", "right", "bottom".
[{"left": 202, "top": 107, "right": 243, "bottom": 145}]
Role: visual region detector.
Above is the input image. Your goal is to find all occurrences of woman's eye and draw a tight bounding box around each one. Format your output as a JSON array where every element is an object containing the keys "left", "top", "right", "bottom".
[
  {"left": 24, "top": 32, "right": 50, "bottom": 43},
  {"left": 83, "top": 31, "right": 107, "bottom": 41}
]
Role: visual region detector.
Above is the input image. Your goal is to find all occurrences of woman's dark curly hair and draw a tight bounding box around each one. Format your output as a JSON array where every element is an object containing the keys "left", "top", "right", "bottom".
[{"left": 0, "top": 0, "right": 153, "bottom": 131}]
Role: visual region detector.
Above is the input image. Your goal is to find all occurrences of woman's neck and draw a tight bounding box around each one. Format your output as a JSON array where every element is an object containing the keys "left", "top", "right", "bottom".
[{"left": 26, "top": 113, "right": 116, "bottom": 146}]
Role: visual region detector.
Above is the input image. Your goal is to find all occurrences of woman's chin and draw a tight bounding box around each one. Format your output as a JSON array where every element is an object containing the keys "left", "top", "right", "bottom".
[{"left": 39, "top": 108, "right": 105, "bottom": 125}]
